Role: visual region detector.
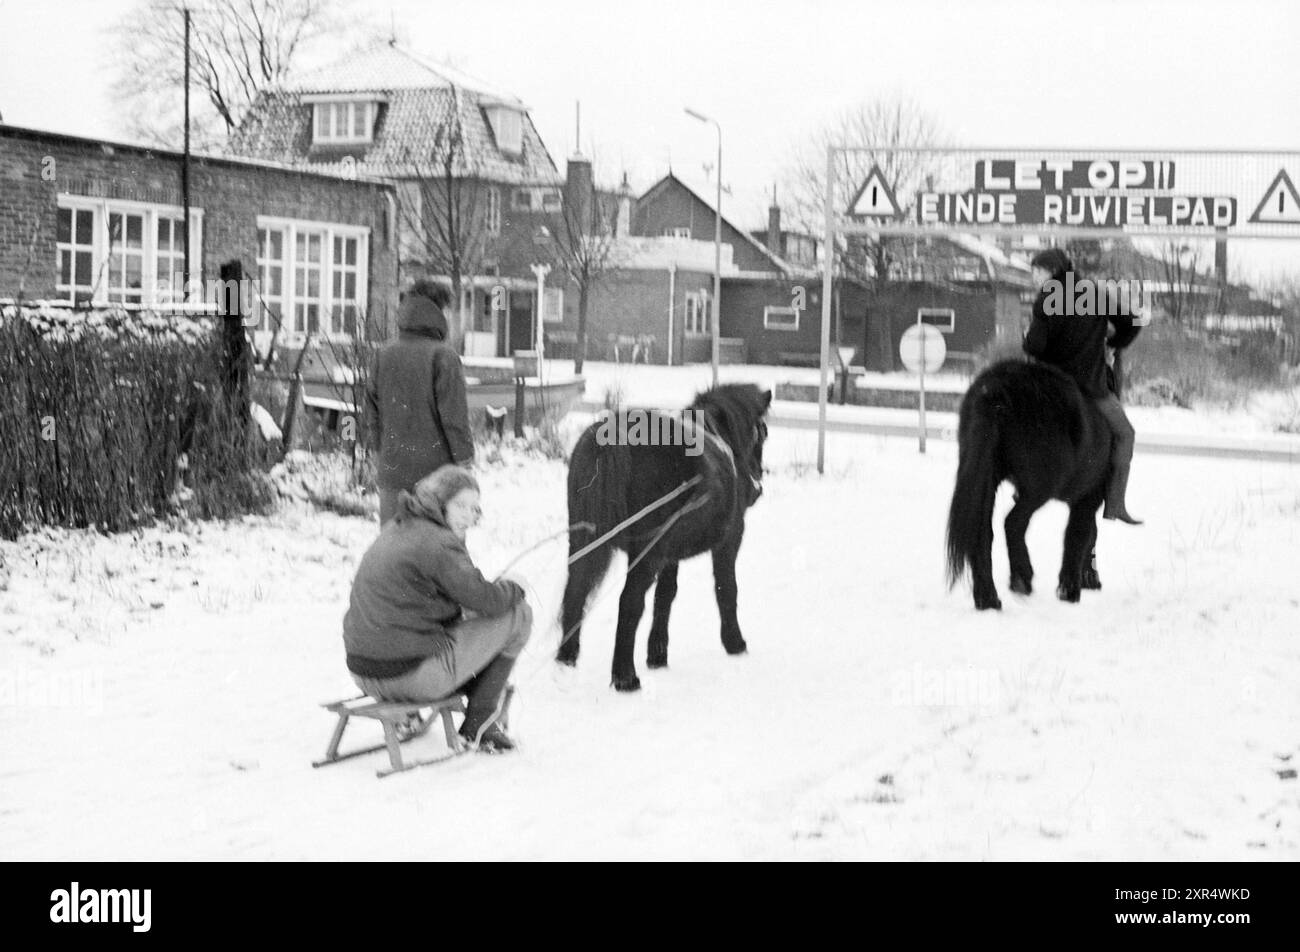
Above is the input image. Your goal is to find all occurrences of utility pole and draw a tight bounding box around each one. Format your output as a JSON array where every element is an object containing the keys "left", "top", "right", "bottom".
[{"left": 182, "top": 5, "right": 192, "bottom": 304}]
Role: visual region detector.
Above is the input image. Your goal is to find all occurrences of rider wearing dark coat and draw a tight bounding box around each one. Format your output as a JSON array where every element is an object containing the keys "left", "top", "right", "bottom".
[{"left": 1023, "top": 248, "right": 1142, "bottom": 524}]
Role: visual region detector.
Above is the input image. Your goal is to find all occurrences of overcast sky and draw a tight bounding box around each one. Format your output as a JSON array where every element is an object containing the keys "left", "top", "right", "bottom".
[{"left": 2, "top": 0, "right": 1297, "bottom": 278}]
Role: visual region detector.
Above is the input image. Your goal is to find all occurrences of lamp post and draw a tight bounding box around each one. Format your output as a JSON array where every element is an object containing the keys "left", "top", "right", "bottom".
[
  {"left": 530, "top": 262, "right": 550, "bottom": 385},
  {"left": 684, "top": 107, "right": 721, "bottom": 387}
]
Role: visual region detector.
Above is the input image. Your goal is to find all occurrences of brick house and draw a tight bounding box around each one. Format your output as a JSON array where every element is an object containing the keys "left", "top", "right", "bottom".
[
  {"left": 231, "top": 41, "right": 567, "bottom": 357},
  {"left": 0, "top": 123, "right": 398, "bottom": 339}
]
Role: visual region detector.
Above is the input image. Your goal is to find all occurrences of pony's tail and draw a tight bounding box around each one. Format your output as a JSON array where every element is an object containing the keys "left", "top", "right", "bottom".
[
  {"left": 567, "top": 420, "right": 633, "bottom": 556},
  {"left": 946, "top": 400, "right": 1001, "bottom": 589}
]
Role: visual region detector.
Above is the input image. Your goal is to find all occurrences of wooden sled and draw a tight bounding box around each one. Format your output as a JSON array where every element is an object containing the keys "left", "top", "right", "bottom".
[{"left": 313, "top": 688, "right": 514, "bottom": 778}]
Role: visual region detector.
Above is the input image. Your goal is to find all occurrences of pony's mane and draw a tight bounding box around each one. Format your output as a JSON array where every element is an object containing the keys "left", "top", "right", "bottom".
[{"left": 689, "top": 383, "right": 769, "bottom": 445}]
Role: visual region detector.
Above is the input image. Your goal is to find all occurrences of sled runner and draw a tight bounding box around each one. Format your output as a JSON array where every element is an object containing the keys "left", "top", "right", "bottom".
[{"left": 313, "top": 688, "right": 513, "bottom": 778}]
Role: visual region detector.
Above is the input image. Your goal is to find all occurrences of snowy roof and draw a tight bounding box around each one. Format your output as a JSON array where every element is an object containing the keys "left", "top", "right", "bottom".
[
  {"left": 229, "top": 44, "right": 560, "bottom": 186},
  {"left": 281, "top": 42, "right": 524, "bottom": 105}
]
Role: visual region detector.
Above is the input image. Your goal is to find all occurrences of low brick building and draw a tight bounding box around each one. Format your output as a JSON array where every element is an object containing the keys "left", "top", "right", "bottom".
[{"left": 0, "top": 123, "right": 398, "bottom": 339}]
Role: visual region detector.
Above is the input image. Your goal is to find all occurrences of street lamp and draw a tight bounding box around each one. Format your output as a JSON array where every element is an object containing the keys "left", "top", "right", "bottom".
[
  {"left": 684, "top": 107, "right": 721, "bottom": 387},
  {"left": 529, "top": 262, "right": 550, "bottom": 385}
]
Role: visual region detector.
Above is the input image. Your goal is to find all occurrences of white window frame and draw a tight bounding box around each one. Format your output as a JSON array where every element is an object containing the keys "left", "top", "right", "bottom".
[
  {"left": 685, "top": 291, "right": 711, "bottom": 336},
  {"left": 763, "top": 305, "right": 800, "bottom": 332},
  {"left": 55, "top": 195, "right": 203, "bottom": 308},
  {"left": 312, "top": 100, "right": 376, "bottom": 145},
  {"left": 255, "top": 216, "right": 370, "bottom": 342},
  {"left": 917, "top": 307, "right": 956, "bottom": 332},
  {"left": 512, "top": 188, "right": 534, "bottom": 211}
]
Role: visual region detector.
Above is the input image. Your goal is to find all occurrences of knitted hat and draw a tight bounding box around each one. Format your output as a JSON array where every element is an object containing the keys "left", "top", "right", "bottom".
[
  {"left": 1030, "top": 248, "right": 1072, "bottom": 277},
  {"left": 412, "top": 465, "right": 479, "bottom": 511}
]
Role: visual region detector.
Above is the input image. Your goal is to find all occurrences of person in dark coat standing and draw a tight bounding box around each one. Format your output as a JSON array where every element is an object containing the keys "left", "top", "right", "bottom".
[
  {"left": 366, "top": 280, "right": 474, "bottom": 525},
  {"left": 343, "top": 465, "right": 532, "bottom": 752},
  {"left": 1023, "top": 248, "right": 1143, "bottom": 524}
]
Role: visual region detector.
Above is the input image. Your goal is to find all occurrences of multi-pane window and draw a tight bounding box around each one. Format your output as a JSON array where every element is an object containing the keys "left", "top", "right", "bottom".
[
  {"left": 331, "top": 234, "right": 361, "bottom": 336},
  {"left": 156, "top": 216, "right": 185, "bottom": 302},
  {"left": 685, "top": 291, "right": 711, "bottom": 335},
  {"left": 293, "top": 231, "right": 323, "bottom": 334},
  {"left": 106, "top": 211, "right": 145, "bottom": 305},
  {"left": 55, "top": 198, "right": 201, "bottom": 307},
  {"left": 256, "top": 218, "right": 369, "bottom": 339},
  {"left": 313, "top": 101, "right": 375, "bottom": 144},
  {"left": 56, "top": 206, "right": 96, "bottom": 305},
  {"left": 256, "top": 227, "right": 286, "bottom": 331}
]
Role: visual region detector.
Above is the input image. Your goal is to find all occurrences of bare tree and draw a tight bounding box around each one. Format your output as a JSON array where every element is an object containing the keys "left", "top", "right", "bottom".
[
  {"left": 109, "top": 0, "right": 346, "bottom": 149},
  {"left": 1150, "top": 241, "right": 1214, "bottom": 328},
  {"left": 537, "top": 170, "right": 625, "bottom": 374},
  {"left": 392, "top": 96, "right": 489, "bottom": 353},
  {"left": 782, "top": 96, "right": 948, "bottom": 284},
  {"left": 781, "top": 96, "right": 947, "bottom": 367}
]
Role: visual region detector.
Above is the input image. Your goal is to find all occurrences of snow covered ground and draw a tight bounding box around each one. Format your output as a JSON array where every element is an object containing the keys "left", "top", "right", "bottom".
[{"left": 2, "top": 419, "right": 1297, "bottom": 860}]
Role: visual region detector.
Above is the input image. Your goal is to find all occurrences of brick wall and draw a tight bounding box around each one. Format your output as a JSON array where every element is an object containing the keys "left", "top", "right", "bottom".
[{"left": 0, "top": 126, "right": 398, "bottom": 334}]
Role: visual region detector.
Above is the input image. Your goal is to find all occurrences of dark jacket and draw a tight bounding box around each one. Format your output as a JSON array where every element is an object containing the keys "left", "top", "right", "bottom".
[
  {"left": 1023, "top": 272, "right": 1140, "bottom": 399},
  {"left": 342, "top": 493, "right": 525, "bottom": 678},
  {"left": 365, "top": 298, "right": 474, "bottom": 492}
]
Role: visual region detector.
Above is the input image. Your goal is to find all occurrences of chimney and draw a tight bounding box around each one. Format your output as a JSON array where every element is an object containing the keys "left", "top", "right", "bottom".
[
  {"left": 766, "top": 189, "right": 781, "bottom": 255},
  {"left": 564, "top": 155, "right": 594, "bottom": 233},
  {"left": 616, "top": 171, "right": 632, "bottom": 238}
]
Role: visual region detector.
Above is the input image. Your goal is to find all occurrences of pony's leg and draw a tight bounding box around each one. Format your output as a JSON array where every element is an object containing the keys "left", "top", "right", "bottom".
[
  {"left": 1057, "top": 501, "right": 1098, "bottom": 603},
  {"left": 558, "top": 542, "right": 613, "bottom": 667},
  {"left": 1082, "top": 518, "right": 1102, "bottom": 590},
  {"left": 971, "top": 516, "right": 1001, "bottom": 611},
  {"left": 712, "top": 528, "right": 748, "bottom": 655},
  {"left": 646, "top": 561, "right": 679, "bottom": 669},
  {"left": 611, "top": 558, "right": 659, "bottom": 692},
  {"left": 1005, "top": 493, "right": 1042, "bottom": 595}
]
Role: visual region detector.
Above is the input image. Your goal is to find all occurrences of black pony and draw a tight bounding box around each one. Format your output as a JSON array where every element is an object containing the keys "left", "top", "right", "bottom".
[
  {"left": 559, "top": 383, "right": 772, "bottom": 690},
  {"left": 946, "top": 359, "right": 1111, "bottom": 610}
]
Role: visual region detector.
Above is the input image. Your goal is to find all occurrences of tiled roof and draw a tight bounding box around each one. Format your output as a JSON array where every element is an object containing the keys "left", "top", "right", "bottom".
[{"left": 229, "top": 44, "right": 560, "bottom": 186}]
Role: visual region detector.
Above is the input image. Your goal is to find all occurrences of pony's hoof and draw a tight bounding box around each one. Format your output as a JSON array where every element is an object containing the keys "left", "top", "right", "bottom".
[
  {"left": 975, "top": 594, "right": 1002, "bottom": 611},
  {"left": 1081, "top": 568, "right": 1102, "bottom": 590},
  {"left": 646, "top": 652, "right": 668, "bottom": 669},
  {"left": 1056, "top": 584, "right": 1081, "bottom": 603},
  {"left": 724, "top": 640, "right": 748, "bottom": 656},
  {"left": 1009, "top": 574, "right": 1033, "bottom": 595},
  {"left": 612, "top": 675, "right": 642, "bottom": 692},
  {"left": 555, "top": 653, "right": 578, "bottom": 668}
]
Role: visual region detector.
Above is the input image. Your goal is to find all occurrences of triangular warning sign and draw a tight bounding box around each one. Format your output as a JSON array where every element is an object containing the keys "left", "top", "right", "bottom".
[
  {"left": 847, "top": 165, "right": 902, "bottom": 218},
  {"left": 1248, "top": 168, "right": 1300, "bottom": 224}
]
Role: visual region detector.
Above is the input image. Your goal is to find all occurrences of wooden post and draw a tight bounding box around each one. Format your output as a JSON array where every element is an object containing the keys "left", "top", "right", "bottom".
[{"left": 219, "top": 259, "right": 249, "bottom": 424}]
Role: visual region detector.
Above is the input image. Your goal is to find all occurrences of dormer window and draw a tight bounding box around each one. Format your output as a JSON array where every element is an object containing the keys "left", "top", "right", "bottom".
[
  {"left": 312, "top": 99, "right": 378, "bottom": 145},
  {"left": 485, "top": 105, "right": 523, "bottom": 157}
]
